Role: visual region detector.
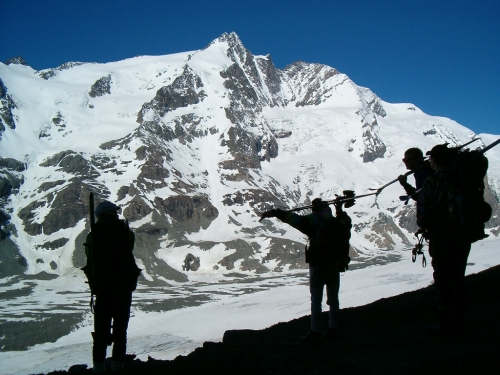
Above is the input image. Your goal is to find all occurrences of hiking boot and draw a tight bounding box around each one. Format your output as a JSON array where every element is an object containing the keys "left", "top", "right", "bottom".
[
  {"left": 92, "top": 361, "right": 105, "bottom": 374},
  {"left": 323, "top": 327, "right": 338, "bottom": 341},
  {"left": 299, "top": 330, "right": 322, "bottom": 346}
]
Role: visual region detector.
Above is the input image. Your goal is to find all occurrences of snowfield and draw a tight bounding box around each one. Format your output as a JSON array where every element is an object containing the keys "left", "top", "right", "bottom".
[{"left": 1, "top": 238, "right": 499, "bottom": 375}]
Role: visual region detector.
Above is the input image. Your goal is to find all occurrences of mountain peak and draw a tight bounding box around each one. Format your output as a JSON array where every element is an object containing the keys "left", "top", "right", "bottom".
[{"left": 3, "top": 56, "right": 28, "bottom": 66}]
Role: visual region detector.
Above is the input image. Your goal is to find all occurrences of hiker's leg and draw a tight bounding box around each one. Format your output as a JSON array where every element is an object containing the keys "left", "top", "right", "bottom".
[
  {"left": 326, "top": 271, "right": 340, "bottom": 329},
  {"left": 430, "top": 234, "right": 469, "bottom": 330},
  {"left": 450, "top": 240, "right": 471, "bottom": 329},
  {"left": 111, "top": 292, "right": 132, "bottom": 362},
  {"left": 93, "top": 295, "right": 112, "bottom": 362},
  {"left": 309, "top": 266, "right": 325, "bottom": 332}
]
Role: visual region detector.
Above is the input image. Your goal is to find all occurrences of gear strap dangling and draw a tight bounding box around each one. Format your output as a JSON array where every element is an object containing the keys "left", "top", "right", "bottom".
[
  {"left": 412, "top": 234, "right": 427, "bottom": 268},
  {"left": 90, "top": 293, "right": 96, "bottom": 314}
]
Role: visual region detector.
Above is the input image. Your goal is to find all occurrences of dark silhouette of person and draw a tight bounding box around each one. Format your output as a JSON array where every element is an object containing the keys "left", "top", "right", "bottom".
[
  {"left": 84, "top": 201, "right": 140, "bottom": 374},
  {"left": 260, "top": 198, "right": 352, "bottom": 344},
  {"left": 417, "top": 144, "right": 471, "bottom": 335},
  {"left": 398, "top": 147, "right": 434, "bottom": 205}
]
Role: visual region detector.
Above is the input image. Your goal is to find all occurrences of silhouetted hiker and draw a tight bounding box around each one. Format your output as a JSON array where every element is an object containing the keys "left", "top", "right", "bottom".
[
  {"left": 398, "top": 147, "right": 434, "bottom": 205},
  {"left": 417, "top": 145, "right": 472, "bottom": 335},
  {"left": 260, "top": 198, "right": 352, "bottom": 345},
  {"left": 82, "top": 201, "right": 141, "bottom": 374}
]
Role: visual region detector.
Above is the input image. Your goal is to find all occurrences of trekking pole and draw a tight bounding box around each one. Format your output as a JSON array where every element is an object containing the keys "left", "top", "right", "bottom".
[
  {"left": 479, "top": 137, "right": 500, "bottom": 154},
  {"left": 87, "top": 193, "right": 97, "bottom": 313},
  {"left": 89, "top": 193, "right": 96, "bottom": 279},
  {"left": 368, "top": 138, "right": 481, "bottom": 195}
]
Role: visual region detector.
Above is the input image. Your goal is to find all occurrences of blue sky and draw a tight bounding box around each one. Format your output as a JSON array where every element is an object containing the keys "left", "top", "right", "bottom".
[{"left": 1, "top": 0, "right": 499, "bottom": 136}]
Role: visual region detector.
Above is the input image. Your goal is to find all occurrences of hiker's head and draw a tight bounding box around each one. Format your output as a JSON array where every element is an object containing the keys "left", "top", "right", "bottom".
[
  {"left": 95, "top": 201, "right": 120, "bottom": 220},
  {"left": 402, "top": 148, "right": 424, "bottom": 170},
  {"left": 426, "top": 144, "right": 453, "bottom": 171},
  {"left": 311, "top": 198, "right": 331, "bottom": 214}
]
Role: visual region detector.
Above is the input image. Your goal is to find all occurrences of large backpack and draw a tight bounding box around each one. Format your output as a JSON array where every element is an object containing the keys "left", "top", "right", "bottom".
[
  {"left": 436, "top": 149, "right": 492, "bottom": 243},
  {"left": 448, "top": 149, "right": 492, "bottom": 242},
  {"left": 310, "top": 213, "right": 352, "bottom": 271},
  {"left": 82, "top": 219, "right": 141, "bottom": 295}
]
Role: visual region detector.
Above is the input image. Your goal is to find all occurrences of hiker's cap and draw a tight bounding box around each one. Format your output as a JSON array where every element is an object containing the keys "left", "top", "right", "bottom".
[
  {"left": 95, "top": 201, "right": 120, "bottom": 218},
  {"left": 312, "top": 198, "right": 328, "bottom": 212},
  {"left": 425, "top": 144, "right": 449, "bottom": 158}
]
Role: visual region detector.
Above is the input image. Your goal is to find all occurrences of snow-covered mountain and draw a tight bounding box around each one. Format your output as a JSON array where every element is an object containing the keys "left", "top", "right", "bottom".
[{"left": 1, "top": 32, "right": 499, "bottom": 282}]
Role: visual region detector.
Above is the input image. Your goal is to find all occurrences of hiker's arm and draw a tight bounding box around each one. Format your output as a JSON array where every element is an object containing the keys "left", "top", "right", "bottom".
[
  {"left": 334, "top": 202, "right": 352, "bottom": 227},
  {"left": 260, "top": 209, "right": 312, "bottom": 235},
  {"left": 398, "top": 175, "right": 417, "bottom": 197}
]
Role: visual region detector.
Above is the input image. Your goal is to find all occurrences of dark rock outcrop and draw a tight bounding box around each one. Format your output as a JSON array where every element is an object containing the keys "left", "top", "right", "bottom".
[
  {"left": 17, "top": 181, "right": 103, "bottom": 236},
  {"left": 89, "top": 75, "right": 112, "bottom": 98},
  {"left": 222, "top": 189, "right": 283, "bottom": 214},
  {"left": 484, "top": 177, "right": 500, "bottom": 230},
  {"left": 365, "top": 212, "right": 411, "bottom": 249},
  {"left": 395, "top": 205, "right": 419, "bottom": 234},
  {"left": 37, "top": 62, "right": 85, "bottom": 80},
  {"left": 155, "top": 195, "right": 218, "bottom": 233},
  {"left": 39, "top": 151, "right": 100, "bottom": 178},
  {"left": 183, "top": 253, "right": 200, "bottom": 271},
  {"left": 4, "top": 56, "right": 28, "bottom": 66},
  {"left": 0, "top": 78, "right": 17, "bottom": 135},
  {"left": 361, "top": 117, "right": 386, "bottom": 163},
  {"left": 35, "top": 238, "right": 69, "bottom": 251},
  {"left": 261, "top": 237, "right": 306, "bottom": 271},
  {"left": 137, "top": 66, "right": 206, "bottom": 123}
]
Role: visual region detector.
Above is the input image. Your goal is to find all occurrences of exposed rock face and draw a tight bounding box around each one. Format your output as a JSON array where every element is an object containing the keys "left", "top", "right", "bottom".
[
  {"left": 0, "top": 157, "right": 25, "bottom": 240},
  {"left": 39, "top": 151, "right": 100, "bottom": 178},
  {"left": 361, "top": 118, "right": 386, "bottom": 163},
  {"left": 286, "top": 63, "right": 341, "bottom": 107},
  {"left": 369, "top": 97, "right": 387, "bottom": 118},
  {"left": 262, "top": 237, "right": 306, "bottom": 271},
  {"left": 37, "top": 62, "right": 85, "bottom": 80},
  {"left": 222, "top": 189, "right": 283, "bottom": 214},
  {"left": 4, "top": 56, "right": 28, "bottom": 66},
  {"left": 0, "top": 238, "right": 27, "bottom": 277},
  {"left": 36, "top": 238, "right": 69, "bottom": 250},
  {"left": 395, "top": 205, "right": 419, "bottom": 234},
  {"left": 137, "top": 66, "right": 206, "bottom": 122},
  {"left": 155, "top": 195, "right": 218, "bottom": 233},
  {"left": 123, "top": 195, "right": 154, "bottom": 222},
  {"left": 216, "top": 239, "right": 268, "bottom": 273},
  {"left": 89, "top": 75, "right": 112, "bottom": 98},
  {"left": 0, "top": 78, "right": 17, "bottom": 136},
  {"left": 39, "top": 112, "right": 69, "bottom": 138},
  {"left": 484, "top": 176, "right": 500, "bottom": 229},
  {"left": 136, "top": 149, "right": 170, "bottom": 191},
  {"left": 366, "top": 213, "right": 411, "bottom": 250},
  {"left": 17, "top": 180, "right": 99, "bottom": 236},
  {"left": 0, "top": 79, "right": 5, "bottom": 99},
  {"left": 183, "top": 253, "right": 200, "bottom": 271}
]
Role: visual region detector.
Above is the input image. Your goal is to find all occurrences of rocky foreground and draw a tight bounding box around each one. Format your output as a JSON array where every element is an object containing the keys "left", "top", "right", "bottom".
[{"left": 35, "top": 265, "right": 500, "bottom": 375}]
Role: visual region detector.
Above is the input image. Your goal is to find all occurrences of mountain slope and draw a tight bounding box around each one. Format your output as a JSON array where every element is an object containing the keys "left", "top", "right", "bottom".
[{"left": 0, "top": 32, "right": 499, "bottom": 283}]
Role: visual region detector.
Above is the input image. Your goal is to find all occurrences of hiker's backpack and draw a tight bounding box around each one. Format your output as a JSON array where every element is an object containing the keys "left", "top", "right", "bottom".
[
  {"left": 436, "top": 149, "right": 492, "bottom": 243},
  {"left": 310, "top": 213, "right": 352, "bottom": 271},
  {"left": 448, "top": 149, "right": 492, "bottom": 242},
  {"left": 82, "top": 219, "right": 141, "bottom": 295}
]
